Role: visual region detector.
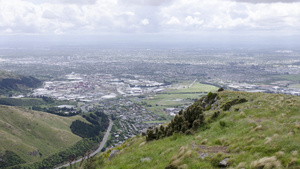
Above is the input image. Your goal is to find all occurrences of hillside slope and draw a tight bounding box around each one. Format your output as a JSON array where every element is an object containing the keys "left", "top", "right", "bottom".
[
  {"left": 0, "top": 105, "right": 83, "bottom": 167},
  {"left": 0, "top": 71, "right": 41, "bottom": 95},
  {"left": 87, "top": 91, "right": 300, "bottom": 169}
]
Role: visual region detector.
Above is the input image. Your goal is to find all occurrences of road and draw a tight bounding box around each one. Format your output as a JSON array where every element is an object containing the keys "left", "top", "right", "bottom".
[
  {"left": 55, "top": 119, "right": 113, "bottom": 169},
  {"left": 188, "top": 79, "right": 197, "bottom": 88}
]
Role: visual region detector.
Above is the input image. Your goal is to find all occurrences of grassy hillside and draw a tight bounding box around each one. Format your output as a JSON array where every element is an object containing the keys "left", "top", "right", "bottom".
[
  {"left": 0, "top": 71, "right": 41, "bottom": 95},
  {"left": 87, "top": 91, "right": 300, "bottom": 169},
  {"left": 0, "top": 105, "right": 84, "bottom": 166}
]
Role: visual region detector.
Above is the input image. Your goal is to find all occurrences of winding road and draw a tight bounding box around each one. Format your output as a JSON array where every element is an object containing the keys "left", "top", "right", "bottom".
[{"left": 55, "top": 119, "right": 113, "bottom": 169}]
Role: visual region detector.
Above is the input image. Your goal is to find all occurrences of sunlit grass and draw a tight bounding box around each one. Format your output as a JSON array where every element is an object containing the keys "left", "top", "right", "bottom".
[
  {"left": 90, "top": 91, "right": 300, "bottom": 169},
  {"left": 0, "top": 105, "right": 83, "bottom": 163}
]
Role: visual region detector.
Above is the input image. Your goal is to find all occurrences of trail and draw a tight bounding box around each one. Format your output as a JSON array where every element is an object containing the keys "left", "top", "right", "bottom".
[
  {"left": 188, "top": 79, "right": 197, "bottom": 88},
  {"left": 55, "top": 119, "right": 113, "bottom": 169}
]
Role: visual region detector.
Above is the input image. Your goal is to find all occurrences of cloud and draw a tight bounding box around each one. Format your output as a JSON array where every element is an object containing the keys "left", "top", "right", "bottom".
[
  {"left": 22, "top": 0, "right": 98, "bottom": 4},
  {"left": 167, "top": 17, "right": 180, "bottom": 24},
  {"left": 141, "top": 19, "right": 149, "bottom": 25},
  {"left": 122, "top": 0, "right": 174, "bottom": 6},
  {"left": 185, "top": 16, "right": 203, "bottom": 25},
  {"left": 60, "top": 0, "right": 98, "bottom": 4},
  {"left": 124, "top": 11, "right": 135, "bottom": 16},
  {"left": 230, "top": 0, "right": 300, "bottom": 3},
  {"left": 0, "top": 0, "right": 300, "bottom": 36},
  {"left": 42, "top": 10, "right": 57, "bottom": 19}
]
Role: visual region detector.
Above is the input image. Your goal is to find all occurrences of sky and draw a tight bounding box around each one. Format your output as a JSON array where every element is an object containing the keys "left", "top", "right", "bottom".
[{"left": 1, "top": 0, "right": 300, "bottom": 47}]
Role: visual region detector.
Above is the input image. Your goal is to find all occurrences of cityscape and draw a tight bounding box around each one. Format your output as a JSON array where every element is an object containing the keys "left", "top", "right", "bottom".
[{"left": 1, "top": 47, "right": 300, "bottom": 147}]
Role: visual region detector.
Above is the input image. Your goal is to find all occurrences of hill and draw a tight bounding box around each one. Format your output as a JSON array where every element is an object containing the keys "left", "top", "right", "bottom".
[
  {"left": 87, "top": 90, "right": 300, "bottom": 169},
  {"left": 0, "top": 105, "right": 85, "bottom": 168},
  {"left": 0, "top": 71, "right": 41, "bottom": 95}
]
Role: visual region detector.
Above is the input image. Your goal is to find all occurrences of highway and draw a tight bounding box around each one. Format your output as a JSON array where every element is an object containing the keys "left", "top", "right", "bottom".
[{"left": 55, "top": 119, "right": 113, "bottom": 169}]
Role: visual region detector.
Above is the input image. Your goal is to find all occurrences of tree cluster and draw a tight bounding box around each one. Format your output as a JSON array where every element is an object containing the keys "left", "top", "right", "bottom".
[
  {"left": 146, "top": 92, "right": 220, "bottom": 141},
  {"left": 0, "top": 151, "right": 25, "bottom": 168},
  {"left": 146, "top": 102, "right": 209, "bottom": 141},
  {"left": 32, "top": 106, "right": 81, "bottom": 117},
  {"left": 70, "top": 111, "right": 109, "bottom": 138},
  {"left": 221, "top": 98, "right": 247, "bottom": 111}
]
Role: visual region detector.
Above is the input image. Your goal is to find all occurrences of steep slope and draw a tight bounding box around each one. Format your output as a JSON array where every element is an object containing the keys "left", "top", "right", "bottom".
[
  {"left": 0, "top": 105, "right": 84, "bottom": 167},
  {"left": 0, "top": 71, "right": 41, "bottom": 95},
  {"left": 87, "top": 91, "right": 300, "bottom": 169}
]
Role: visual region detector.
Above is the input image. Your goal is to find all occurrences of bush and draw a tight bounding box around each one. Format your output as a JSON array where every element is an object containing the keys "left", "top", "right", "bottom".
[
  {"left": 211, "top": 111, "right": 220, "bottom": 119},
  {"left": 146, "top": 92, "right": 214, "bottom": 141},
  {"left": 219, "top": 121, "right": 226, "bottom": 127},
  {"left": 218, "top": 88, "right": 224, "bottom": 92},
  {"left": 165, "top": 164, "right": 178, "bottom": 169}
]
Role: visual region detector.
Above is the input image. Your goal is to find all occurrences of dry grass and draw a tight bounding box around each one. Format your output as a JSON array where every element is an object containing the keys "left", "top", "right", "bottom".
[
  {"left": 287, "top": 131, "right": 294, "bottom": 136},
  {"left": 161, "top": 148, "right": 173, "bottom": 156},
  {"left": 264, "top": 137, "right": 272, "bottom": 145},
  {"left": 275, "top": 151, "right": 285, "bottom": 158},
  {"left": 171, "top": 158, "right": 183, "bottom": 166},
  {"left": 286, "top": 158, "right": 298, "bottom": 168},
  {"left": 139, "top": 141, "right": 146, "bottom": 147},
  {"left": 236, "top": 162, "right": 246, "bottom": 168},
  {"left": 291, "top": 150, "right": 298, "bottom": 156},
  {"left": 177, "top": 146, "right": 187, "bottom": 158},
  {"left": 250, "top": 156, "right": 282, "bottom": 169},
  {"left": 183, "top": 150, "right": 193, "bottom": 158},
  {"left": 250, "top": 125, "right": 262, "bottom": 133},
  {"left": 239, "top": 112, "right": 245, "bottom": 116},
  {"left": 200, "top": 139, "right": 208, "bottom": 145},
  {"left": 195, "top": 135, "right": 201, "bottom": 140},
  {"left": 248, "top": 137, "right": 255, "bottom": 144},
  {"left": 178, "top": 164, "right": 188, "bottom": 169}
]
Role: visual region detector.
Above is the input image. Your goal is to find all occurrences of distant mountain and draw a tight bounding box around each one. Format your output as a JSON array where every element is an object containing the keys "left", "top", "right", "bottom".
[
  {"left": 87, "top": 90, "right": 300, "bottom": 169},
  {"left": 0, "top": 71, "right": 41, "bottom": 95}
]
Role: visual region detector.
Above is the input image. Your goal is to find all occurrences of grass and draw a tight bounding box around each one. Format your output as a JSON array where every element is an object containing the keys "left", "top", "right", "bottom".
[
  {"left": 273, "top": 74, "right": 300, "bottom": 81},
  {"left": 0, "top": 105, "right": 85, "bottom": 164},
  {"left": 139, "top": 82, "right": 218, "bottom": 118},
  {"left": 289, "top": 84, "right": 300, "bottom": 89},
  {"left": 89, "top": 91, "right": 300, "bottom": 169}
]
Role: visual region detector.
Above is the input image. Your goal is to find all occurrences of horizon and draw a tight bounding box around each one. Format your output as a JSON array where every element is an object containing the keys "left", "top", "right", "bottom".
[{"left": 1, "top": 0, "right": 300, "bottom": 49}]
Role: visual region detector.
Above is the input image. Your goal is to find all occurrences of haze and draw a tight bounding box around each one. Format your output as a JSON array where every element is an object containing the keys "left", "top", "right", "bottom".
[{"left": 1, "top": 0, "right": 300, "bottom": 48}]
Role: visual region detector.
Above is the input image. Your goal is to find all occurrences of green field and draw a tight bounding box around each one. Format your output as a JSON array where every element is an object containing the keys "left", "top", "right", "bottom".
[
  {"left": 0, "top": 105, "right": 85, "bottom": 164},
  {"left": 289, "top": 84, "right": 300, "bottom": 89},
  {"left": 139, "top": 82, "right": 218, "bottom": 119},
  {"left": 89, "top": 91, "right": 300, "bottom": 169},
  {"left": 273, "top": 74, "right": 300, "bottom": 81}
]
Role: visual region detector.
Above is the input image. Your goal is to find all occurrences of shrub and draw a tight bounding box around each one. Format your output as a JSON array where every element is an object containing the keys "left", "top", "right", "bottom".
[
  {"left": 165, "top": 164, "right": 178, "bottom": 169},
  {"left": 211, "top": 111, "right": 220, "bottom": 119},
  {"left": 218, "top": 88, "right": 224, "bottom": 92},
  {"left": 219, "top": 121, "right": 226, "bottom": 127}
]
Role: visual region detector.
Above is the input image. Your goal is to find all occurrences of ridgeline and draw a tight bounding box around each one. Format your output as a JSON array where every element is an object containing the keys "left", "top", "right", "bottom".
[{"left": 0, "top": 71, "right": 41, "bottom": 95}]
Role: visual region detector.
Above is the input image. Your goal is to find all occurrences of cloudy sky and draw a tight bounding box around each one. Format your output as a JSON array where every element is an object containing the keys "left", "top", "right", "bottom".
[{"left": 1, "top": 0, "right": 300, "bottom": 47}]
